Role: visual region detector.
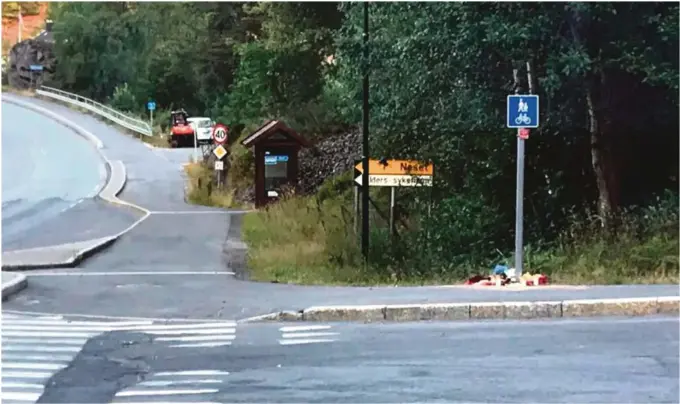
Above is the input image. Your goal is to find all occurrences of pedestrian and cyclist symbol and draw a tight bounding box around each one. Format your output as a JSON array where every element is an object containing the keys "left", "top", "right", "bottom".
[{"left": 506, "top": 95, "right": 539, "bottom": 129}]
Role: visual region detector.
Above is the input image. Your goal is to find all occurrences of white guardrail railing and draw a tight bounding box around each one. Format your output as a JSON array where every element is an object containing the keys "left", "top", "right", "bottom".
[{"left": 36, "top": 85, "right": 153, "bottom": 136}]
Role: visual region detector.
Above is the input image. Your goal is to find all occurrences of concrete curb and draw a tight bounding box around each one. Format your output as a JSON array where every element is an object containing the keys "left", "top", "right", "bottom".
[
  {"left": 1, "top": 272, "right": 28, "bottom": 301},
  {"left": 1, "top": 96, "right": 151, "bottom": 270},
  {"left": 239, "top": 296, "right": 680, "bottom": 323}
]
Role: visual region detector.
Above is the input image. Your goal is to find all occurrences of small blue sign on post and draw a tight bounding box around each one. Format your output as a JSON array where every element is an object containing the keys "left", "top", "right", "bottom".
[
  {"left": 29, "top": 65, "right": 43, "bottom": 71},
  {"left": 147, "top": 101, "right": 156, "bottom": 111},
  {"left": 506, "top": 95, "right": 539, "bottom": 129}
]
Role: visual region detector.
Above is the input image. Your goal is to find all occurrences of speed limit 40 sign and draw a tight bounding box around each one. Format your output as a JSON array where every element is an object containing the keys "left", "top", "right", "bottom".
[{"left": 212, "top": 124, "right": 229, "bottom": 145}]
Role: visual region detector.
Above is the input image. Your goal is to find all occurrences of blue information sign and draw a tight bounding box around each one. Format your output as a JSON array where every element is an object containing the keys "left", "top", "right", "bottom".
[
  {"left": 29, "top": 65, "right": 43, "bottom": 71},
  {"left": 147, "top": 101, "right": 156, "bottom": 111},
  {"left": 506, "top": 95, "right": 539, "bottom": 129},
  {"left": 264, "top": 155, "right": 289, "bottom": 165}
]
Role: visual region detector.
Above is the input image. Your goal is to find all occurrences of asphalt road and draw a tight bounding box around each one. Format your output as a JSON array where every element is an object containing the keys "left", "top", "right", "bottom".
[
  {"left": 1, "top": 101, "right": 139, "bottom": 249},
  {"left": 27, "top": 316, "right": 679, "bottom": 403},
  {"left": 3, "top": 95, "right": 679, "bottom": 322}
]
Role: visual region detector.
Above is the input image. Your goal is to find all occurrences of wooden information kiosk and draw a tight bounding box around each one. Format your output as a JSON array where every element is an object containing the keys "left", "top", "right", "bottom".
[{"left": 241, "top": 120, "right": 310, "bottom": 208}]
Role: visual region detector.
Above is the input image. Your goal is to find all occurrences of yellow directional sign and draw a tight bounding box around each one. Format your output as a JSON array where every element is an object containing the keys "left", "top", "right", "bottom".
[
  {"left": 213, "top": 144, "right": 227, "bottom": 160},
  {"left": 355, "top": 159, "right": 433, "bottom": 176}
]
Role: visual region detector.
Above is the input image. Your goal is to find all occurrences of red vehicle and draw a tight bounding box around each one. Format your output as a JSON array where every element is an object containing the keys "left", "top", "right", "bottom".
[{"left": 169, "top": 109, "right": 194, "bottom": 148}]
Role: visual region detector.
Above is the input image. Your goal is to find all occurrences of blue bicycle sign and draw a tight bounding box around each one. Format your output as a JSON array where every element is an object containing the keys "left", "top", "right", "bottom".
[{"left": 507, "top": 95, "right": 539, "bottom": 129}]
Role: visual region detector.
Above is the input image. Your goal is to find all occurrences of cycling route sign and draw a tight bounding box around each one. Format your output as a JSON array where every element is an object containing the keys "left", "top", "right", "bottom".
[{"left": 506, "top": 95, "right": 539, "bottom": 129}]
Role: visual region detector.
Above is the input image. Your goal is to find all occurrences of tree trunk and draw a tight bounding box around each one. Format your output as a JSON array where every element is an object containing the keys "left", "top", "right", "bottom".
[{"left": 585, "top": 72, "right": 619, "bottom": 228}]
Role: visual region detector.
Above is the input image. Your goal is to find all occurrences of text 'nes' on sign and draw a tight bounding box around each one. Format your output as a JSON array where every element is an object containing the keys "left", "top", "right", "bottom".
[{"left": 355, "top": 159, "right": 433, "bottom": 176}]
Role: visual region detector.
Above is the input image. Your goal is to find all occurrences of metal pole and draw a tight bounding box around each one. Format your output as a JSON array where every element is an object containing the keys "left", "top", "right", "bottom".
[
  {"left": 192, "top": 123, "right": 199, "bottom": 163},
  {"left": 150, "top": 109, "right": 153, "bottom": 132},
  {"left": 361, "top": 1, "right": 370, "bottom": 260},
  {"left": 354, "top": 186, "right": 360, "bottom": 234},
  {"left": 389, "top": 187, "right": 396, "bottom": 237},
  {"left": 514, "top": 134, "right": 525, "bottom": 279}
]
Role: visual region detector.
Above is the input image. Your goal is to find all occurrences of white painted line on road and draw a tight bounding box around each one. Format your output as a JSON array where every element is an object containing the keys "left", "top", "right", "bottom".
[
  {"left": 281, "top": 332, "right": 338, "bottom": 339},
  {"left": 23, "top": 271, "right": 236, "bottom": 276},
  {"left": 2, "top": 370, "right": 53, "bottom": 379},
  {"left": 1, "top": 319, "right": 153, "bottom": 327},
  {"left": 116, "top": 321, "right": 237, "bottom": 330},
  {"left": 1, "top": 354, "right": 74, "bottom": 362},
  {"left": 116, "top": 388, "right": 219, "bottom": 397},
  {"left": 3, "top": 330, "right": 98, "bottom": 338},
  {"left": 155, "top": 370, "right": 230, "bottom": 377},
  {"left": 2, "top": 362, "right": 64, "bottom": 370},
  {"left": 2, "top": 345, "right": 82, "bottom": 353},
  {"left": 3, "top": 325, "right": 134, "bottom": 332},
  {"left": 278, "top": 338, "right": 335, "bottom": 345},
  {"left": 169, "top": 342, "right": 232, "bottom": 348},
  {"left": 2, "top": 321, "right": 236, "bottom": 333},
  {"left": 2, "top": 314, "right": 64, "bottom": 321},
  {"left": 144, "top": 328, "right": 236, "bottom": 336},
  {"left": 1, "top": 381, "right": 44, "bottom": 389},
  {"left": 149, "top": 211, "right": 230, "bottom": 215},
  {"left": 2, "top": 391, "right": 42, "bottom": 401},
  {"left": 3, "top": 309, "right": 236, "bottom": 323},
  {"left": 279, "top": 325, "right": 331, "bottom": 332},
  {"left": 3, "top": 337, "right": 90, "bottom": 345},
  {"left": 156, "top": 335, "right": 236, "bottom": 342},
  {"left": 138, "top": 379, "right": 222, "bottom": 387}
]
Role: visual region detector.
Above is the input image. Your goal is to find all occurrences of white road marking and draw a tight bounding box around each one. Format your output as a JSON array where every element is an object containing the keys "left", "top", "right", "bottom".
[
  {"left": 2, "top": 363, "right": 64, "bottom": 370},
  {"left": 2, "top": 371, "right": 53, "bottom": 379},
  {"left": 113, "top": 322, "right": 236, "bottom": 331},
  {"left": 1, "top": 319, "right": 152, "bottom": 327},
  {"left": 149, "top": 211, "right": 230, "bottom": 215},
  {"left": 138, "top": 379, "right": 223, "bottom": 387},
  {"left": 279, "top": 325, "right": 332, "bottom": 332},
  {"left": 2, "top": 391, "right": 42, "bottom": 401},
  {"left": 116, "top": 388, "right": 219, "bottom": 397},
  {"left": 281, "top": 332, "right": 338, "bottom": 339},
  {"left": 1, "top": 354, "right": 75, "bottom": 362},
  {"left": 2, "top": 345, "right": 82, "bottom": 352},
  {"left": 3, "top": 338, "right": 88, "bottom": 345},
  {"left": 278, "top": 338, "right": 336, "bottom": 345},
  {"left": 143, "top": 328, "right": 236, "bottom": 336},
  {"left": 157, "top": 335, "right": 236, "bottom": 342},
  {"left": 24, "top": 271, "right": 235, "bottom": 276},
  {"left": 2, "top": 312, "right": 240, "bottom": 404},
  {"left": 3, "top": 330, "right": 101, "bottom": 338},
  {"left": 169, "top": 342, "right": 232, "bottom": 348},
  {"left": 154, "top": 370, "right": 230, "bottom": 377},
  {"left": 278, "top": 324, "right": 339, "bottom": 345},
  {"left": 1, "top": 382, "right": 44, "bottom": 389},
  {"left": 3, "top": 309, "right": 233, "bottom": 323}
]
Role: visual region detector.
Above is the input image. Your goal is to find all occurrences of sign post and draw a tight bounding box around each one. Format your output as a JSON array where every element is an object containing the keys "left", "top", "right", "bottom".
[
  {"left": 506, "top": 94, "right": 539, "bottom": 281},
  {"left": 355, "top": 159, "right": 434, "bottom": 238},
  {"left": 211, "top": 124, "right": 229, "bottom": 183},
  {"left": 147, "top": 101, "right": 156, "bottom": 131}
]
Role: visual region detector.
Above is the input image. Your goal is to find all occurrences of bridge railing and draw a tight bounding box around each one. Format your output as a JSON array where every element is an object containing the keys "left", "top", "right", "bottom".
[{"left": 36, "top": 86, "right": 153, "bottom": 137}]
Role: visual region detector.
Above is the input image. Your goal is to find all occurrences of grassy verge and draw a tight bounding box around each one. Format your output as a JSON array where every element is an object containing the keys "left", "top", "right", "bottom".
[
  {"left": 183, "top": 161, "right": 251, "bottom": 209},
  {"left": 242, "top": 188, "right": 679, "bottom": 286}
]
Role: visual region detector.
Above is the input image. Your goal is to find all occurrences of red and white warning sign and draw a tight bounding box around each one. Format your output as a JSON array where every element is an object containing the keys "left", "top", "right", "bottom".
[{"left": 212, "top": 124, "right": 229, "bottom": 145}]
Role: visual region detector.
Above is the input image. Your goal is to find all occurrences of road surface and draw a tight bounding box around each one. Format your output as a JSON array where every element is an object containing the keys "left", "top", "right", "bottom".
[
  {"left": 2, "top": 314, "right": 676, "bottom": 403},
  {"left": 1, "top": 101, "right": 139, "bottom": 250}
]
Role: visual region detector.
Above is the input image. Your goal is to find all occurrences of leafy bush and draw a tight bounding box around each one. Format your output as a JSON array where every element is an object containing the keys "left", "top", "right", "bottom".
[{"left": 109, "top": 83, "right": 138, "bottom": 113}]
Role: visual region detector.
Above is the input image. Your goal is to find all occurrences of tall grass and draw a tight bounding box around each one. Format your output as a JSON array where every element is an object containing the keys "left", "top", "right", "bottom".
[{"left": 242, "top": 189, "right": 679, "bottom": 286}]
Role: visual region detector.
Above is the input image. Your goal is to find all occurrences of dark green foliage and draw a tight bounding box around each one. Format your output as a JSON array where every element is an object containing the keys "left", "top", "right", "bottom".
[{"left": 47, "top": 1, "right": 678, "bottom": 282}]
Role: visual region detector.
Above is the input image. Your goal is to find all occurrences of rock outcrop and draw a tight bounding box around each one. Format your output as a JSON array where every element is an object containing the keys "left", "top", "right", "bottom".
[
  {"left": 7, "top": 29, "right": 55, "bottom": 89},
  {"left": 298, "top": 130, "right": 361, "bottom": 195}
]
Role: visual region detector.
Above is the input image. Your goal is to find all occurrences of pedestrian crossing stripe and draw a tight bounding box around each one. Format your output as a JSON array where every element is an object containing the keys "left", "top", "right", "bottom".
[
  {"left": 277, "top": 324, "right": 339, "bottom": 345},
  {"left": 1, "top": 312, "right": 238, "bottom": 404}
]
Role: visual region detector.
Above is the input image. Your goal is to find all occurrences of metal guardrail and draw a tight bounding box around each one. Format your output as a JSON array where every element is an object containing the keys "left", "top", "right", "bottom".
[{"left": 36, "top": 86, "right": 153, "bottom": 136}]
